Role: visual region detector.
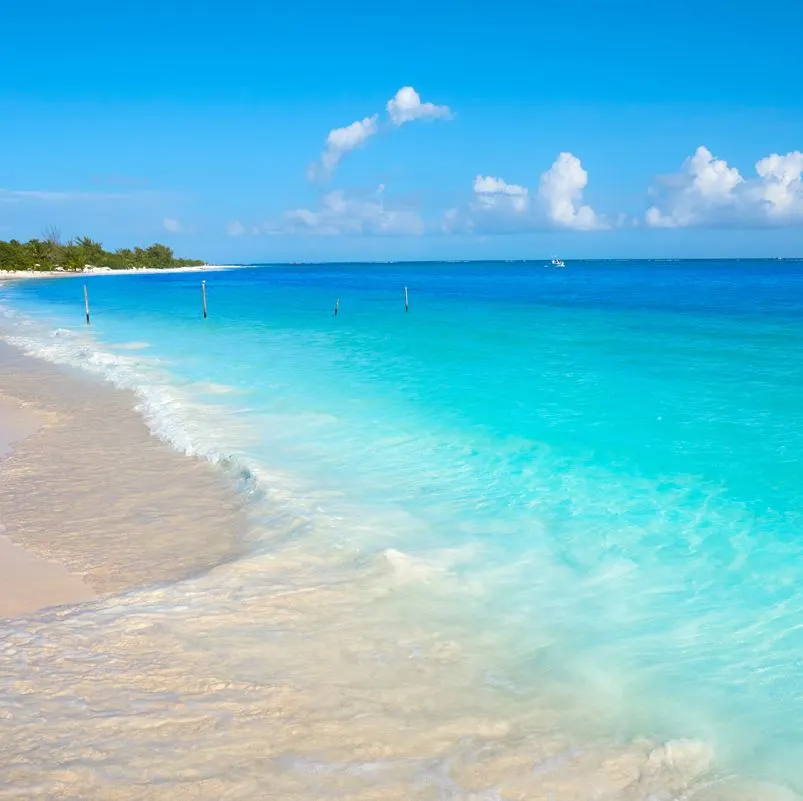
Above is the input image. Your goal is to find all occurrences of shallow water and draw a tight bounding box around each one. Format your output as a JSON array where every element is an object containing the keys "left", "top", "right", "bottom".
[{"left": 1, "top": 260, "right": 803, "bottom": 797}]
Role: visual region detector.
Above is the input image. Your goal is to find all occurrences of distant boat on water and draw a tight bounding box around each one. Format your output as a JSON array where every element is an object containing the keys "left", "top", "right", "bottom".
[{"left": 550, "top": 257, "right": 565, "bottom": 268}]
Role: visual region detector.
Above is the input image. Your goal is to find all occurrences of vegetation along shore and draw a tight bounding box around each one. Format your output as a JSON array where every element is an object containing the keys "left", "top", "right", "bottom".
[{"left": 0, "top": 231, "right": 203, "bottom": 272}]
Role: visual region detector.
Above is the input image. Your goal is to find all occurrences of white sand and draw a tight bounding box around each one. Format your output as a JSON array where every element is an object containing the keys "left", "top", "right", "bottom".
[
  {"left": 0, "top": 342, "right": 249, "bottom": 596},
  {"left": 0, "top": 397, "right": 96, "bottom": 617},
  {"left": 0, "top": 264, "right": 247, "bottom": 281}
]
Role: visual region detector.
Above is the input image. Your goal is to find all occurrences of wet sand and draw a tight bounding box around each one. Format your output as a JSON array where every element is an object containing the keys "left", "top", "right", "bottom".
[
  {"left": 0, "top": 533, "right": 96, "bottom": 617},
  {"left": 0, "top": 341, "right": 249, "bottom": 596},
  {"left": 0, "top": 397, "right": 96, "bottom": 616}
]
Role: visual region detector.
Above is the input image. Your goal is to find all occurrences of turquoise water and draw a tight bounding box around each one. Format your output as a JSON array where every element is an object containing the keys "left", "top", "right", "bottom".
[{"left": 4, "top": 260, "right": 803, "bottom": 790}]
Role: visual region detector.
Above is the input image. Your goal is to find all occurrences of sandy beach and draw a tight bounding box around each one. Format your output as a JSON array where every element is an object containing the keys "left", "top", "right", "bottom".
[
  {"left": 0, "top": 396, "right": 96, "bottom": 617},
  {"left": 0, "top": 340, "right": 249, "bottom": 606},
  {"left": 0, "top": 264, "right": 245, "bottom": 281}
]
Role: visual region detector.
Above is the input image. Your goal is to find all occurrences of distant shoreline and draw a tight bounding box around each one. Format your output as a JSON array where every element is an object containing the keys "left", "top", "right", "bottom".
[
  {"left": 0, "top": 264, "right": 246, "bottom": 281},
  {"left": 4, "top": 259, "right": 803, "bottom": 283}
]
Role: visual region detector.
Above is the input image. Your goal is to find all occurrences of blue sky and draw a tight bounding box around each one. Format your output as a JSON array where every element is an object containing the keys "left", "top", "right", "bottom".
[{"left": 2, "top": 0, "right": 803, "bottom": 262}]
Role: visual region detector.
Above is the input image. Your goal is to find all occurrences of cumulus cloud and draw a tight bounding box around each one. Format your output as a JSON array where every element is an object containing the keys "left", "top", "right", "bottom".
[
  {"left": 473, "top": 175, "right": 529, "bottom": 213},
  {"left": 753, "top": 151, "right": 803, "bottom": 219},
  {"left": 162, "top": 217, "right": 182, "bottom": 233},
  {"left": 645, "top": 146, "right": 742, "bottom": 228},
  {"left": 226, "top": 220, "right": 245, "bottom": 236},
  {"left": 308, "top": 114, "right": 379, "bottom": 182},
  {"left": 386, "top": 86, "right": 452, "bottom": 126},
  {"left": 646, "top": 146, "right": 803, "bottom": 227},
  {"left": 538, "top": 152, "right": 607, "bottom": 231},
  {"left": 308, "top": 86, "right": 451, "bottom": 181},
  {"left": 264, "top": 188, "right": 424, "bottom": 237},
  {"left": 445, "top": 153, "right": 606, "bottom": 233}
]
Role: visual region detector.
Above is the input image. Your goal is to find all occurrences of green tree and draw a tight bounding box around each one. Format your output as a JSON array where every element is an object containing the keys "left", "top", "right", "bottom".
[
  {"left": 26, "top": 239, "right": 52, "bottom": 270},
  {"left": 73, "top": 236, "right": 105, "bottom": 266},
  {"left": 0, "top": 233, "right": 203, "bottom": 271},
  {"left": 145, "top": 243, "right": 174, "bottom": 266}
]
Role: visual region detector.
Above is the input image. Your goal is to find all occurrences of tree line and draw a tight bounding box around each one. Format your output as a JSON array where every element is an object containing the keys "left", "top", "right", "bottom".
[{"left": 0, "top": 231, "right": 204, "bottom": 272}]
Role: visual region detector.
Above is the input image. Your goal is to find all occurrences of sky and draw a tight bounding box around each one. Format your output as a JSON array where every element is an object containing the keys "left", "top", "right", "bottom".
[{"left": 1, "top": 0, "right": 803, "bottom": 262}]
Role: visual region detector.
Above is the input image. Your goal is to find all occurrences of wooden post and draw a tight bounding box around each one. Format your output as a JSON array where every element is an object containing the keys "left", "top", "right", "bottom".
[
  {"left": 334, "top": 298, "right": 340, "bottom": 316},
  {"left": 83, "top": 284, "right": 91, "bottom": 326},
  {"left": 404, "top": 286, "right": 409, "bottom": 313},
  {"left": 201, "top": 280, "right": 208, "bottom": 319}
]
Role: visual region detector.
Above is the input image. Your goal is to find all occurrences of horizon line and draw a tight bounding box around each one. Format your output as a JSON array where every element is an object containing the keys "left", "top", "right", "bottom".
[{"left": 239, "top": 257, "right": 803, "bottom": 267}]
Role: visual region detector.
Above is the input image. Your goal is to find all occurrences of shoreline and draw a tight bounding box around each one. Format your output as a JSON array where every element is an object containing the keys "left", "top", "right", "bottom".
[
  {"left": 0, "top": 340, "right": 250, "bottom": 600},
  {"left": 0, "top": 395, "right": 96, "bottom": 617},
  {"left": 0, "top": 263, "right": 246, "bottom": 281}
]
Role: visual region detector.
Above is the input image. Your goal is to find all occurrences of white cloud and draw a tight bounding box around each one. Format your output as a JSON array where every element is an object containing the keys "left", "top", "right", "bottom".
[
  {"left": 0, "top": 188, "right": 131, "bottom": 202},
  {"left": 322, "top": 115, "right": 379, "bottom": 171},
  {"left": 226, "top": 220, "right": 246, "bottom": 236},
  {"left": 445, "top": 153, "right": 606, "bottom": 233},
  {"left": 308, "top": 114, "right": 379, "bottom": 181},
  {"left": 162, "top": 217, "right": 182, "bottom": 233},
  {"left": 308, "top": 86, "right": 452, "bottom": 181},
  {"left": 753, "top": 151, "right": 803, "bottom": 219},
  {"left": 646, "top": 146, "right": 803, "bottom": 227},
  {"left": 644, "top": 206, "right": 679, "bottom": 229},
  {"left": 645, "top": 146, "right": 742, "bottom": 228},
  {"left": 473, "top": 175, "right": 529, "bottom": 213},
  {"left": 387, "top": 86, "right": 452, "bottom": 126},
  {"left": 538, "top": 152, "right": 607, "bottom": 231},
  {"left": 265, "top": 188, "right": 424, "bottom": 237}
]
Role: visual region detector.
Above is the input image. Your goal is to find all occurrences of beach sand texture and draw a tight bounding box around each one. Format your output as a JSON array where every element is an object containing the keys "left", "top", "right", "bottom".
[
  {"left": 0, "top": 397, "right": 95, "bottom": 616},
  {"left": 0, "top": 342, "right": 249, "bottom": 597}
]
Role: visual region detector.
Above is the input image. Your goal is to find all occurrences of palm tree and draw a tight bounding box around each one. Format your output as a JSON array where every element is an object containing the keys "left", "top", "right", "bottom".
[{"left": 27, "top": 239, "right": 50, "bottom": 269}]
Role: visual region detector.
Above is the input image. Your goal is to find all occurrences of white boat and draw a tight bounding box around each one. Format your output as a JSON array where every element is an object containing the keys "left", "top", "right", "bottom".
[{"left": 550, "top": 257, "right": 565, "bottom": 268}]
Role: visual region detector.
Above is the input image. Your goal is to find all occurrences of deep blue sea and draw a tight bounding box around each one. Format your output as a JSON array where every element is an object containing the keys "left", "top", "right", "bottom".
[{"left": 3, "top": 259, "right": 803, "bottom": 793}]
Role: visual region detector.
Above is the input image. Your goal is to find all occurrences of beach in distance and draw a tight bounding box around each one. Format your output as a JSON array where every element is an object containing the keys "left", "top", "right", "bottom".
[{"left": 0, "top": 264, "right": 243, "bottom": 278}]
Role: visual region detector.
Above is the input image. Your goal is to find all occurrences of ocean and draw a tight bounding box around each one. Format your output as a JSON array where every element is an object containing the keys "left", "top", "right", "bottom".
[{"left": 2, "top": 259, "right": 803, "bottom": 798}]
